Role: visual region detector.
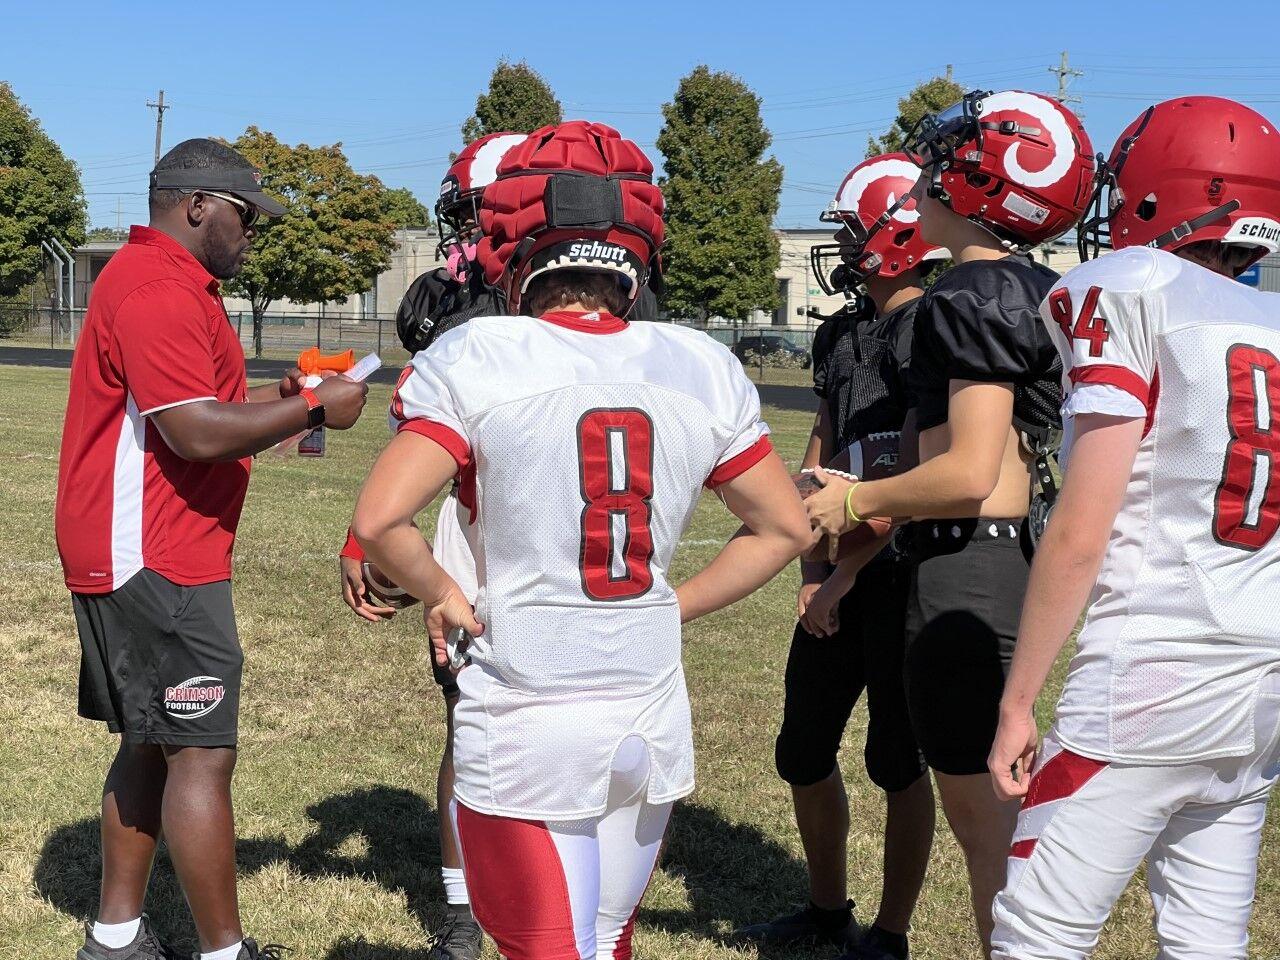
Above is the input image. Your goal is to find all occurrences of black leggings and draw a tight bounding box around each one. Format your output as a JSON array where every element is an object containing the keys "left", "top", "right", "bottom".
[
  {"left": 903, "top": 518, "right": 1029, "bottom": 776},
  {"left": 775, "top": 558, "right": 926, "bottom": 793}
]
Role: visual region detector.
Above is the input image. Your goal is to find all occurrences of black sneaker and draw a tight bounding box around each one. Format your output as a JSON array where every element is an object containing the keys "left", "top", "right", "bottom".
[
  {"left": 228, "top": 941, "right": 290, "bottom": 960},
  {"left": 427, "top": 906, "right": 483, "bottom": 960},
  {"left": 735, "top": 900, "right": 857, "bottom": 947},
  {"left": 77, "top": 916, "right": 179, "bottom": 960},
  {"left": 839, "top": 925, "right": 910, "bottom": 960}
]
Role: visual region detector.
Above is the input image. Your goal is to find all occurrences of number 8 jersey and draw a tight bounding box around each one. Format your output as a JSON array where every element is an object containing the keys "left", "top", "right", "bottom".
[
  {"left": 1043, "top": 246, "right": 1280, "bottom": 764},
  {"left": 391, "top": 310, "right": 771, "bottom": 819}
]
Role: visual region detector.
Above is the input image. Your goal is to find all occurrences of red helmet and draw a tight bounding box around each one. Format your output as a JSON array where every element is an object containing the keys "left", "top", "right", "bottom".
[
  {"left": 810, "top": 152, "right": 948, "bottom": 295},
  {"left": 477, "top": 120, "right": 664, "bottom": 315},
  {"left": 906, "top": 89, "right": 1094, "bottom": 249},
  {"left": 1078, "top": 96, "right": 1280, "bottom": 268},
  {"left": 436, "top": 131, "right": 528, "bottom": 235}
]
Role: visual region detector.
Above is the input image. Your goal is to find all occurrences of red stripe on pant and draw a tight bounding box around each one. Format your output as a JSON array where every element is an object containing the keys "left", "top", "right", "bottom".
[
  {"left": 455, "top": 804, "right": 581, "bottom": 960},
  {"left": 1010, "top": 747, "right": 1109, "bottom": 859}
]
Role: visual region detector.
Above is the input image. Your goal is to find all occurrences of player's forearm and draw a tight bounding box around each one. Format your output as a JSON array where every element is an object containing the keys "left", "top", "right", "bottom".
[
  {"left": 354, "top": 521, "right": 457, "bottom": 607},
  {"left": 851, "top": 449, "right": 991, "bottom": 522},
  {"left": 677, "top": 531, "right": 802, "bottom": 624},
  {"left": 802, "top": 401, "right": 834, "bottom": 470},
  {"left": 1000, "top": 519, "right": 1107, "bottom": 717},
  {"left": 247, "top": 381, "right": 286, "bottom": 403}
]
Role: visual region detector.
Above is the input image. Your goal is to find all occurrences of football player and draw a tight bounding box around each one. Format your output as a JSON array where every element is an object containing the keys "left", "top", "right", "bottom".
[
  {"left": 350, "top": 120, "right": 814, "bottom": 960},
  {"left": 337, "top": 131, "right": 523, "bottom": 960},
  {"left": 988, "top": 96, "right": 1280, "bottom": 960},
  {"left": 805, "top": 91, "right": 1094, "bottom": 953},
  {"left": 738, "top": 154, "right": 945, "bottom": 960}
]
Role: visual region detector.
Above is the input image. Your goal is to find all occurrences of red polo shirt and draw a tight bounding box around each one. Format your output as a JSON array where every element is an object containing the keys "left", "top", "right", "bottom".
[{"left": 55, "top": 225, "right": 251, "bottom": 594}]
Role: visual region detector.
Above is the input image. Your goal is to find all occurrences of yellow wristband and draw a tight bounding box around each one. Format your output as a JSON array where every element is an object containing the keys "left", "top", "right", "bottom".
[{"left": 844, "top": 482, "right": 864, "bottom": 526}]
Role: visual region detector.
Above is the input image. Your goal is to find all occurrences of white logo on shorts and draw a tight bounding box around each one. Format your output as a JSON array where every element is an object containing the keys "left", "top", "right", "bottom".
[{"left": 164, "top": 676, "right": 225, "bottom": 719}]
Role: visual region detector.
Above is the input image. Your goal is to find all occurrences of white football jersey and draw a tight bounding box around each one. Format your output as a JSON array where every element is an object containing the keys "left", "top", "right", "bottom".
[
  {"left": 391, "top": 310, "right": 771, "bottom": 817},
  {"left": 1043, "top": 246, "right": 1280, "bottom": 764}
]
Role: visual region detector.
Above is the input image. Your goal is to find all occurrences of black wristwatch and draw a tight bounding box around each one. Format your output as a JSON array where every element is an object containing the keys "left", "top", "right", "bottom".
[{"left": 299, "top": 387, "right": 325, "bottom": 428}]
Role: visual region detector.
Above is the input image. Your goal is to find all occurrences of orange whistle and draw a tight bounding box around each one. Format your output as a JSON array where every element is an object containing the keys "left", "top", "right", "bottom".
[{"left": 297, "top": 347, "right": 354, "bottom": 377}]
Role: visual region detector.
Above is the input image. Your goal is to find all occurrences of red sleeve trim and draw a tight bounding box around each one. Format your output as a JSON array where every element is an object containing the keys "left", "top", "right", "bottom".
[
  {"left": 339, "top": 527, "right": 365, "bottom": 562},
  {"left": 396, "top": 418, "right": 471, "bottom": 470},
  {"left": 706, "top": 436, "right": 773, "bottom": 489},
  {"left": 1070, "top": 364, "right": 1152, "bottom": 409}
]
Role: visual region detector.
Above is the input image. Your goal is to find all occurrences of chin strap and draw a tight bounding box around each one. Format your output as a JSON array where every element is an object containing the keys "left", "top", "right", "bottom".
[{"left": 1147, "top": 199, "right": 1241, "bottom": 250}]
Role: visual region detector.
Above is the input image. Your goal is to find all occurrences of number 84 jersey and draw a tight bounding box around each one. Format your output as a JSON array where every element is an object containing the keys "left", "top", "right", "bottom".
[
  {"left": 1043, "top": 246, "right": 1280, "bottom": 765},
  {"left": 391, "top": 310, "right": 771, "bottom": 819}
]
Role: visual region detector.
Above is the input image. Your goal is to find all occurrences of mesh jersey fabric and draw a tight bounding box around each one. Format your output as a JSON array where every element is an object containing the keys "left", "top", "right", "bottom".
[
  {"left": 1044, "top": 246, "right": 1280, "bottom": 764},
  {"left": 391, "top": 311, "right": 771, "bottom": 817},
  {"left": 909, "top": 255, "right": 1062, "bottom": 442}
]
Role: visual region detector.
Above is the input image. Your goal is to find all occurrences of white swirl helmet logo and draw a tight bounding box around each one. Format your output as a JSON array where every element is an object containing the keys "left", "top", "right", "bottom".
[
  {"left": 835, "top": 157, "right": 922, "bottom": 224},
  {"left": 979, "top": 91, "right": 1074, "bottom": 189}
]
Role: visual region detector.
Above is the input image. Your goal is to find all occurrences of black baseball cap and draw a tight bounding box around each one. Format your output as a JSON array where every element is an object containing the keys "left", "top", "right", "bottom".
[{"left": 149, "top": 164, "right": 287, "bottom": 217}]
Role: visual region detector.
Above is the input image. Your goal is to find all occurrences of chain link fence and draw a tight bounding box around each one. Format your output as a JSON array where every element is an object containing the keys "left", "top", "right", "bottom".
[{"left": 0, "top": 304, "right": 822, "bottom": 385}]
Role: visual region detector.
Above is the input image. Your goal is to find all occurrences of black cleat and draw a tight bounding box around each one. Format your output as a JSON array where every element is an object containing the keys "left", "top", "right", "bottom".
[
  {"left": 226, "top": 941, "right": 290, "bottom": 960},
  {"left": 734, "top": 900, "right": 857, "bottom": 947},
  {"left": 77, "top": 916, "right": 180, "bottom": 960},
  {"left": 427, "top": 905, "right": 483, "bottom": 960},
  {"left": 839, "top": 925, "right": 910, "bottom": 960}
]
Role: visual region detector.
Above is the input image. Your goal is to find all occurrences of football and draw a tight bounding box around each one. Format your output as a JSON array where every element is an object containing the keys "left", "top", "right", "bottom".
[
  {"left": 793, "top": 432, "right": 901, "bottom": 560},
  {"left": 361, "top": 561, "right": 421, "bottom": 610}
]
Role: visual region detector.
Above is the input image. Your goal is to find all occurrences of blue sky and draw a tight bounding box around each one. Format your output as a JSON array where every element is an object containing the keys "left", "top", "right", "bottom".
[{"left": 5, "top": 0, "right": 1280, "bottom": 230}]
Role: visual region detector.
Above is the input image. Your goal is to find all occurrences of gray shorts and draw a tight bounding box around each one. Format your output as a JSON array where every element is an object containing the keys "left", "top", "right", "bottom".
[{"left": 74, "top": 569, "right": 243, "bottom": 746}]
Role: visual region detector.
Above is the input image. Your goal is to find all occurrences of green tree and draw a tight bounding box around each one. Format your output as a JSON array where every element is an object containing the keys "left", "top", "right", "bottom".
[
  {"left": 222, "top": 127, "right": 399, "bottom": 357},
  {"left": 657, "top": 66, "right": 782, "bottom": 323},
  {"left": 0, "top": 83, "right": 86, "bottom": 300},
  {"left": 865, "top": 75, "right": 965, "bottom": 158},
  {"left": 461, "top": 60, "right": 562, "bottom": 145},
  {"left": 381, "top": 187, "right": 430, "bottom": 228},
  {"left": 86, "top": 226, "right": 127, "bottom": 242}
]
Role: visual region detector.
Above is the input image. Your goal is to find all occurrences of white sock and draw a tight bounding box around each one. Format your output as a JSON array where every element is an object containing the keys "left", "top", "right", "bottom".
[
  {"left": 441, "top": 866, "right": 469, "bottom": 906},
  {"left": 91, "top": 918, "right": 141, "bottom": 949},
  {"left": 200, "top": 942, "right": 243, "bottom": 960}
]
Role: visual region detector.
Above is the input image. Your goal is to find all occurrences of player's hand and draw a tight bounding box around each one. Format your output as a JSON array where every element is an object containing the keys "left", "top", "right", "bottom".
[
  {"left": 802, "top": 577, "right": 843, "bottom": 638},
  {"left": 425, "top": 584, "right": 485, "bottom": 668},
  {"left": 313, "top": 375, "right": 369, "bottom": 429},
  {"left": 339, "top": 555, "right": 397, "bottom": 622},
  {"left": 989, "top": 709, "right": 1039, "bottom": 801},
  {"left": 805, "top": 467, "right": 857, "bottom": 544},
  {"left": 796, "top": 582, "right": 821, "bottom": 622}
]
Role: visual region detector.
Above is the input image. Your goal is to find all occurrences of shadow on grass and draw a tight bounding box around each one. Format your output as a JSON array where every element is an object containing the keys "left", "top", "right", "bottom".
[
  {"left": 35, "top": 789, "right": 816, "bottom": 959},
  {"left": 34, "top": 785, "right": 446, "bottom": 954}
]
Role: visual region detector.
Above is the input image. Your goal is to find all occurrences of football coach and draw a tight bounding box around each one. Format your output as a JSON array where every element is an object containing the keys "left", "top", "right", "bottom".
[{"left": 54, "top": 138, "right": 368, "bottom": 960}]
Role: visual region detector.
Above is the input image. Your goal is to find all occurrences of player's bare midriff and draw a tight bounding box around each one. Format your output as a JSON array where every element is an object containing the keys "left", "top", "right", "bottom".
[{"left": 917, "top": 420, "right": 1032, "bottom": 520}]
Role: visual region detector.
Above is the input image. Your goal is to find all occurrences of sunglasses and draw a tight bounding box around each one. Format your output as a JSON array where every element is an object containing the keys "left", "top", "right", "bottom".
[{"left": 188, "top": 190, "right": 260, "bottom": 229}]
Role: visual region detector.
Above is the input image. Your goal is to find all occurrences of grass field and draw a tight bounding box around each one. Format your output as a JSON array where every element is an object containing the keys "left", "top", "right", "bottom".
[{"left": 1, "top": 364, "right": 1276, "bottom": 960}]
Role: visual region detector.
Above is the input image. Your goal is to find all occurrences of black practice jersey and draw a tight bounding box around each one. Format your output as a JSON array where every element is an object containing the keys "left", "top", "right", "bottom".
[
  {"left": 908, "top": 257, "right": 1061, "bottom": 443},
  {"left": 813, "top": 297, "right": 919, "bottom": 453}
]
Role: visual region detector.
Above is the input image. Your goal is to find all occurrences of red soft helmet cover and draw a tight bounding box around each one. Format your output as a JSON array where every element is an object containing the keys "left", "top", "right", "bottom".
[
  {"left": 1105, "top": 96, "right": 1280, "bottom": 264},
  {"left": 939, "top": 91, "right": 1094, "bottom": 246},
  {"left": 476, "top": 121, "right": 665, "bottom": 308}
]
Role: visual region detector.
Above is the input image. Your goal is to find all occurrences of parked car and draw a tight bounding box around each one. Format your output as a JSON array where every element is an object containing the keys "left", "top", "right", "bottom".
[{"left": 732, "top": 334, "right": 812, "bottom": 368}]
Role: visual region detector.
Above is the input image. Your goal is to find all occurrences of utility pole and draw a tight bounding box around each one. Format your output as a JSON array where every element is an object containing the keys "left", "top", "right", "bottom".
[
  {"left": 945, "top": 63, "right": 954, "bottom": 83},
  {"left": 146, "top": 89, "right": 170, "bottom": 164},
  {"left": 115, "top": 197, "right": 122, "bottom": 232},
  {"left": 1048, "top": 51, "right": 1083, "bottom": 107}
]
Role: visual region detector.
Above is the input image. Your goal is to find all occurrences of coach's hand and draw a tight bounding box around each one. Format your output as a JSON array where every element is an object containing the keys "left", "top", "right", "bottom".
[
  {"left": 314, "top": 375, "right": 369, "bottom": 429},
  {"left": 339, "top": 555, "right": 397, "bottom": 622},
  {"left": 425, "top": 583, "right": 485, "bottom": 668},
  {"left": 805, "top": 467, "right": 856, "bottom": 542},
  {"left": 989, "top": 709, "right": 1039, "bottom": 801}
]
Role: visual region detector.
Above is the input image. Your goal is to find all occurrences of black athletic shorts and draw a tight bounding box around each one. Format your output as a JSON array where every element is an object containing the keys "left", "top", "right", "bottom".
[
  {"left": 903, "top": 518, "right": 1028, "bottom": 776},
  {"left": 433, "top": 656, "right": 459, "bottom": 699},
  {"left": 775, "top": 558, "right": 926, "bottom": 793},
  {"left": 74, "top": 569, "right": 243, "bottom": 747}
]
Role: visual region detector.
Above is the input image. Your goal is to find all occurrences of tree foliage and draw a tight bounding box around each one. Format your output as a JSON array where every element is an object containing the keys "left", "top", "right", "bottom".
[
  {"left": 657, "top": 66, "right": 782, "bottom": 323},
  {"left": 381, "top": 187, "right": 431, "bottom": 228},
  {"left": 222, "top": 127, "right": 399, "bottom": 356},
  {"left": 865, "top": 75, "right": 966, "bottom": 158},
  {"left": 461, "top": 60, "right": 562, "bottom": 145},
  {"left": 0, "top": 83, "right": 86, "bottom": 299}
]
